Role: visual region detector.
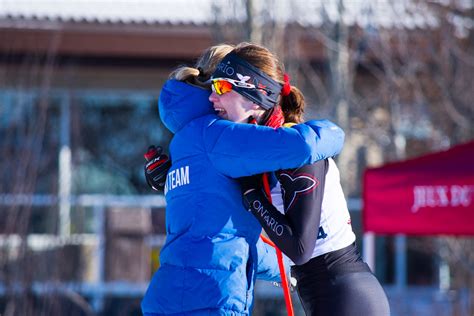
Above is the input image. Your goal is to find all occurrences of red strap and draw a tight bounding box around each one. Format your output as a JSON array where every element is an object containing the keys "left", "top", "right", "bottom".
[
  {"left": 146, "top": 158, "right": 168, "bottom": 171},
  {"left": 260, "top": 234, "right": 275, "bottom": 247}
]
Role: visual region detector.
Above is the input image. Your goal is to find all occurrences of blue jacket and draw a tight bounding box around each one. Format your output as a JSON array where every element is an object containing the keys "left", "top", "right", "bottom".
[{"left": 141, "top": 80, "right": 344, "bottom": 315}]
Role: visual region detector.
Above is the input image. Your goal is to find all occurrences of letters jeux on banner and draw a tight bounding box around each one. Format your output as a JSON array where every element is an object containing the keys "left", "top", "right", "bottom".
[{"left": 411, "top": 185, "right": 473, "bottom": 213}]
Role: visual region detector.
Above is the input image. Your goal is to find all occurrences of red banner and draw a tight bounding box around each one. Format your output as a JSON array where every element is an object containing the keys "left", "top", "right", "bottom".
[{"left": 363, "top": 141, "right": 474, "bottom": 235}]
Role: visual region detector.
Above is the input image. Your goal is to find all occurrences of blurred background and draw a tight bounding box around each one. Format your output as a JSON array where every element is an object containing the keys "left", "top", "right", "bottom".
[{"left": 0, "top": 0, "right": 473, "bottom": 315}]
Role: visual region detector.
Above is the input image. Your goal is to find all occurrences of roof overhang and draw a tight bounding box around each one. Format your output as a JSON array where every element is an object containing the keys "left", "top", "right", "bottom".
[{"left": 0, "top": 19, "right": 214, "bottom": 59}]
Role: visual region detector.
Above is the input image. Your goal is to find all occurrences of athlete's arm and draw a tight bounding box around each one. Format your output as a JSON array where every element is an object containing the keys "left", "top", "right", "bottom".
[{"left": 243, "top": 160, "right": 328, "bottom": 265}]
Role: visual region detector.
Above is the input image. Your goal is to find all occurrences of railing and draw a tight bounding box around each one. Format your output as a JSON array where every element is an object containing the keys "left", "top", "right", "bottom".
[
  {"left": 0, "top": 193, "right": 362, "bottom": 314},
  {"left": 2, "top": 194, "right": 470, "bottom": 316},
  {"left": 0, "top": 194, "right": 165, "bottom": 313}
]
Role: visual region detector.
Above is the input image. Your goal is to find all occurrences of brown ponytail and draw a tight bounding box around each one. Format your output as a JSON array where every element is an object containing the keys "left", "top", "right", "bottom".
[{"left": 280, "top": 86, "right": 305, "bottom": 123}]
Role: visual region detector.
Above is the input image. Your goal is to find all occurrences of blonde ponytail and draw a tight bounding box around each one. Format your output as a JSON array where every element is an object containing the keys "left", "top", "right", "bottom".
[
  {"left": 169, "top": 44, "right": 234, "bottom": 87},
  {"left": 170, "top": 67, "right": 200, "bottom": 81}
]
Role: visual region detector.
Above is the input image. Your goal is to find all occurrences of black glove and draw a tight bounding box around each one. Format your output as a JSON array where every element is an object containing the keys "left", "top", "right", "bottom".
[
  {"left": 237, "top": 174, "right": 263, "bottom": 211},
  {"left": 144, "top": 145, "right": 171, "bottom": 192},
  {"left": 238, "top": 174, "right": 263, "bottom": 195}
]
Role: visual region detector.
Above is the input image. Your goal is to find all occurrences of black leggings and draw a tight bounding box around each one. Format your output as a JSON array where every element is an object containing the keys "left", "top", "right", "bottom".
[{"left": 291, "top": 244, "right": 390, "bottom": 316}]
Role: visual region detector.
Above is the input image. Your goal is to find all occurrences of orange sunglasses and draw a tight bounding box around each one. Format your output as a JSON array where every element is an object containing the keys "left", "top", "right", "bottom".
[{"left": 211, "top": 78, "right": 256, "bottom": 95}]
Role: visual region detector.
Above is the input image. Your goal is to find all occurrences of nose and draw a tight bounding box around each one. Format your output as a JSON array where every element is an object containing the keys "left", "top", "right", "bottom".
[{"left": 209, "top": 91, "right": 219, "bottom": 103}]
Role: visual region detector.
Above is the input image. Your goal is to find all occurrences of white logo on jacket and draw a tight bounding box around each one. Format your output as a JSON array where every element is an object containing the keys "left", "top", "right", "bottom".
[{"left": 164, "top": 166, "right": 190, "bottom": 195}]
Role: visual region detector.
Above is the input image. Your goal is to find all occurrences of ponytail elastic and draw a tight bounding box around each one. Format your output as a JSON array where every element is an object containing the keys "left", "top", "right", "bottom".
[
  {"left": 281, "top": 73, "right": 291, "bottom": 96},
  {"left": 197, "top": 67, "right": 205, "bottom": 78}
]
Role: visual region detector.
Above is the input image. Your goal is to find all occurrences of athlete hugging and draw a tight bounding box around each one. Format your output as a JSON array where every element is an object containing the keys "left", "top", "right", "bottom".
[{"left": 142, "top": 42, "right": 389, "bottom": 316}]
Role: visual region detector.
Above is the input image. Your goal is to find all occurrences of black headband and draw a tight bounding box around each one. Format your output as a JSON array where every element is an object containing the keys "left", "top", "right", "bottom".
[{"left": 211, "top": 52, "right": 283, "bottom": 110}]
